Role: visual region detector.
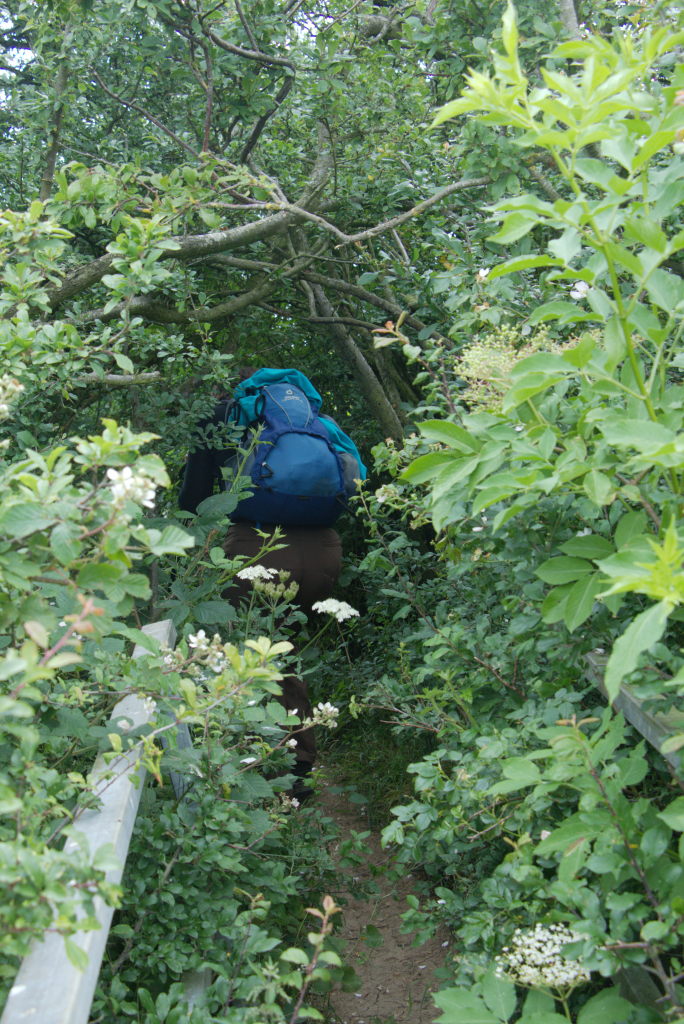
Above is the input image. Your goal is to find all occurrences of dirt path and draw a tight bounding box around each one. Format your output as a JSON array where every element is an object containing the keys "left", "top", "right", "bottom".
[{"left": 315, "top": 772, "right": 449, "bottom": 1024}]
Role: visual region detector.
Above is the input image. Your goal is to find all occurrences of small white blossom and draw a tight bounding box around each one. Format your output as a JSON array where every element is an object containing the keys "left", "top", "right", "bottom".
[
  {"left": 495, "top": 923, "right": 589, "bottom": 992},
  {"left": 187, "top": 630, "right": 208, "bottom": 650},
  {"left": 236, "top": 565, "right": 278, "bottom": 581},
  {"left": 142, "top": 696, "right": 157, "bottom": 715},
  {"left": 312, "top": 599, "right": 360, "bottom": 623},
  {"left": 477, "top": 267, "right": 490, "bottom": 281},
  {"left": 375, "top": 484, "right": 399, "bottom": 505},
  {"left": 304, "top": 701, "right": 340, "bottom": 729},
  {"left": 107, "top": 466, "right": 157, "bottom": 508},
  {"left": 286, "top": 738, "right": 298, "bottom": 748},
  {"left": 570, "top": 280, "right": 590, "bottom": 300}
]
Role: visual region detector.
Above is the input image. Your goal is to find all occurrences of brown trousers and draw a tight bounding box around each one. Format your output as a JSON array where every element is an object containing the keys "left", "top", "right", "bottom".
[{"left": 224, "top": 524, "right": 343, "bottom": 763}]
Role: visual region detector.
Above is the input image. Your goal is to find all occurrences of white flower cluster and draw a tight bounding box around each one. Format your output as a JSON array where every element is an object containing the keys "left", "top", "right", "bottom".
[
  {"left": 312, "top": 599, "right": 360, "bottom": 622},
  {"left": 236, "top": 565, "right": 278, "bottom": 581},
  {"left": 0, "top": 375, "right": 24, "bottom": 420},
  {"left": 304, "top": 701, "right": 340, "bottom": 729},
  {"left": 569, "top": 280, "right": 590, "bottom": 300},
  {"left": 107, "top": 466, "right": 157, "bottom": 508},
  {"left": 496, "top": 923, "right": 589, "bottom": 991},
  {"left": 186, "top": 630, "right": 227, "bottom": 672}
]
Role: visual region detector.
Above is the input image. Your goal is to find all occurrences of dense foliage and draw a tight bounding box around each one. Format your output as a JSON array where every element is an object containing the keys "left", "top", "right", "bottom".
[{"left": 1, "top": 0, "right": 683, "bottom": 1021}]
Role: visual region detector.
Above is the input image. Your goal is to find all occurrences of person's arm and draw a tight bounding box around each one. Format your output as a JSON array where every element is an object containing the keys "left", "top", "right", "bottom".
[
  {"left": 178, "top": 399, "right": 233, "bottom": 514},
  {"left": 179, "top": 445, "right": 219, "bottom": 514}
]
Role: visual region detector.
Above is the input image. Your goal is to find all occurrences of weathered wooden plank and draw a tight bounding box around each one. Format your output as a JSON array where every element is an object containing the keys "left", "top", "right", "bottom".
[
  {"left": 585, "top": 653, "right": 684, "bottom": 775},
  {"left": 1, "top": 620, "right": 176, "bottom": 1024}
]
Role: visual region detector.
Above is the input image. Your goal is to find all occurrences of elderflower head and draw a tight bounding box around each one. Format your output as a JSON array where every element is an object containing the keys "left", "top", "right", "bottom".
[
  {"left": 495, "top": 923, "right": 589, "bottom": 992},
  {"left": 312, "top": 599, "right": 360, "bottom": 623},
  {"left": 107, "top": 466, "right": 157, "bottom": 508},
  {"left": 236, "top": 565, "right": 278, "bottom": 582},
  {"left": 0, "top": 375, "right": 23, "bottom": 420}
]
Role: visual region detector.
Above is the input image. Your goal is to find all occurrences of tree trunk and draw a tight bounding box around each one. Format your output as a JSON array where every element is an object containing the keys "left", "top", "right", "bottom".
[
  {"left": 39, "top": 39, "right": 70, "bottom": 202},
  {"left": 310, "top": 284, "right": 404, "bottom": 440},
  {"left": 558, "top": 0, "right": 580, "bottom": 38}
]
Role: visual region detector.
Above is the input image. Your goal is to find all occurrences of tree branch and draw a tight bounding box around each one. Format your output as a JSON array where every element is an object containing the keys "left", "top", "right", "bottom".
[
  {"left": 202, "top": 24, "right": 297, "bottom": 71},
  {"left": 240, "top": 75, "right": 294, "bottom": 163},
  {"left": 257, "top": 175, "right": 491, "bottom": 245},
  {"left": 79, "top": 254, "right": 315, "bottom": 325},
  {"left": 92, "top": 71, "right": 200, "bottom": 158},
  {"left": 40, "top": 47, "right": 70, "bottom": 201},
  {"left": 74, "top": 372, "right": 161, "bottom": 386}
]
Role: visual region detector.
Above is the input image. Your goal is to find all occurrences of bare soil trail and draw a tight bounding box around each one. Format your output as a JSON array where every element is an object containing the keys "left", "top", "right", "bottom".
[{"left": 314, "top": 771, "right": 449, "bottom": 1024}]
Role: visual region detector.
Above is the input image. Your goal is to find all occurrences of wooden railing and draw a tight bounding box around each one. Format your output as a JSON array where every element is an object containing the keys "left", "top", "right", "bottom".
[{"left": 0, "top": 619, "right": 208, "bottom": 1024}]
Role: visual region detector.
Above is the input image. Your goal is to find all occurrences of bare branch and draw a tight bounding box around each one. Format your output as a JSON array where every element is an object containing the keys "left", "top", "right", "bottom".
[
  {"left": 258, "top": 175, "right": 491, "bottom": 245},
  {"left": 234, "top": 0, "right": 259, "bottom": 50},
  {"left": 74, "top": 372, "right": 162, "bottom": 386},
  {"left": 309, "top": 282, "right": 403, "bottom": 439},
  {"left": 202, "top": 23, "right": 297, "bottom": 71},
  {"left": 391, "top": 228, "right": 410, "bottom": 266},
  {"left": 240, "top": 75, "right": 294, "bottom": 163},
  {"left": 92, "top": 71, "right": 200, "bottom": 158}
]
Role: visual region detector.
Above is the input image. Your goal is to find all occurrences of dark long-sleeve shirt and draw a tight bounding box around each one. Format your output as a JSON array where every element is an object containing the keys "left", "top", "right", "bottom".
[{"left": 178, "top": 398, "right": 235, "bottom": 514}]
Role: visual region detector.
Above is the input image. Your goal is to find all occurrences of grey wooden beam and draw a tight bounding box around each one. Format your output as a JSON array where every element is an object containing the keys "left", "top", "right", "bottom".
[
  {"left": 585, "top": 653, "right": 684, "bottom": 775},
  {"left": 1, "top": 620, "right": 176, "bottom": 1024}
]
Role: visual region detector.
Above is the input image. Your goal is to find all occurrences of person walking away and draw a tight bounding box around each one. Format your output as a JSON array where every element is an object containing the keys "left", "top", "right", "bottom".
[{"left": 179, "top": 368, "right": 366, "bottom": 794}]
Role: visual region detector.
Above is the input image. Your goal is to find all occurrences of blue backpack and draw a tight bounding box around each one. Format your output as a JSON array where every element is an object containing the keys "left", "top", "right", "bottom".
[{"left": 225, "top": 369, "right": 366, "bottom": 528}]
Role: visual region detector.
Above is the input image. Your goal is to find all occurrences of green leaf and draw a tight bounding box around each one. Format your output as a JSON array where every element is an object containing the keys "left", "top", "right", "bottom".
[
  {"left": 658, "top": 796, "right": 684, "bottom": 832},
  {"left": 280, "top": 947, "right": 310, "bottom": 965},
  {"left": 560, "top": 535, "right": 614, "bottom": 560},
  {"left": 488, "top": 255, "right": 561, "bottom": 279},
  {"left": 419, "top": 420, "right": 479, "bottom": 452},
  {"left": 645, "top": 268, "right": 684, "bottom": 314},
  {"left": 563, "top": 573, "right": 605, "bottom": 632},
  {"left": 521, "top": 990, "right": 555, "bottom": 1016},
  {"left": 147, "top": 524, "right": 195, "bottom": 555},
  {"left": 50, "top": 522, "right": 83, "bottom": 565},
  {"left": 433, "top": 988, "right": 499, "bottom": 1024},
  {"left": 529, "top": 301, "right": 596, "bottom": 325},
  {"left": 577, "top": 988, "right": 634, "bottom": 1024},
  {"left": 64, "top": 937, "right": 89, "bottom": 971},
  {"left": 488, "top": 213, "right": 537, "bottom": 244},
  {"left": 599, "top": 416, "right": 675, "bottom": 452},
  {"left": 113, "top": 351, "right": 134, "bottom": 373},
  {"left": 77, "top": 562, "right": 125, "bottom": 589},
  {"left": 0, "top": 503, "right": 55, "bottom": 538},
  {"left": 501, "top": 1, "right": 518, "bottom": 57},
  {"left": 536, "top": 556, "right": 593, "bottom": 585},
  {"left": 401, "top": 451, "right": 454, "bottom": 485},
  {"left": 604, "top": 601, "right": 670, "bottom": 701},
  {"left": 481, "top": 969, "right": 516, "bottom": 1020},
  {"left": 583, "top": 470, "right": 613, "bottom": 506}
]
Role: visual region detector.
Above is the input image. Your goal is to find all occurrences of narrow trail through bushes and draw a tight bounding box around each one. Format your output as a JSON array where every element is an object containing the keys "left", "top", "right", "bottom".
[{"left": 315, "top": 769, "right": 449, "bottom": 1024}]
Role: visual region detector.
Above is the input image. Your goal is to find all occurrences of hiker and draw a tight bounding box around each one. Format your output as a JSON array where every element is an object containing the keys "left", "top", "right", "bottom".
[{"left": 179, "top": 368, "right": 366, "bottom": 793}]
